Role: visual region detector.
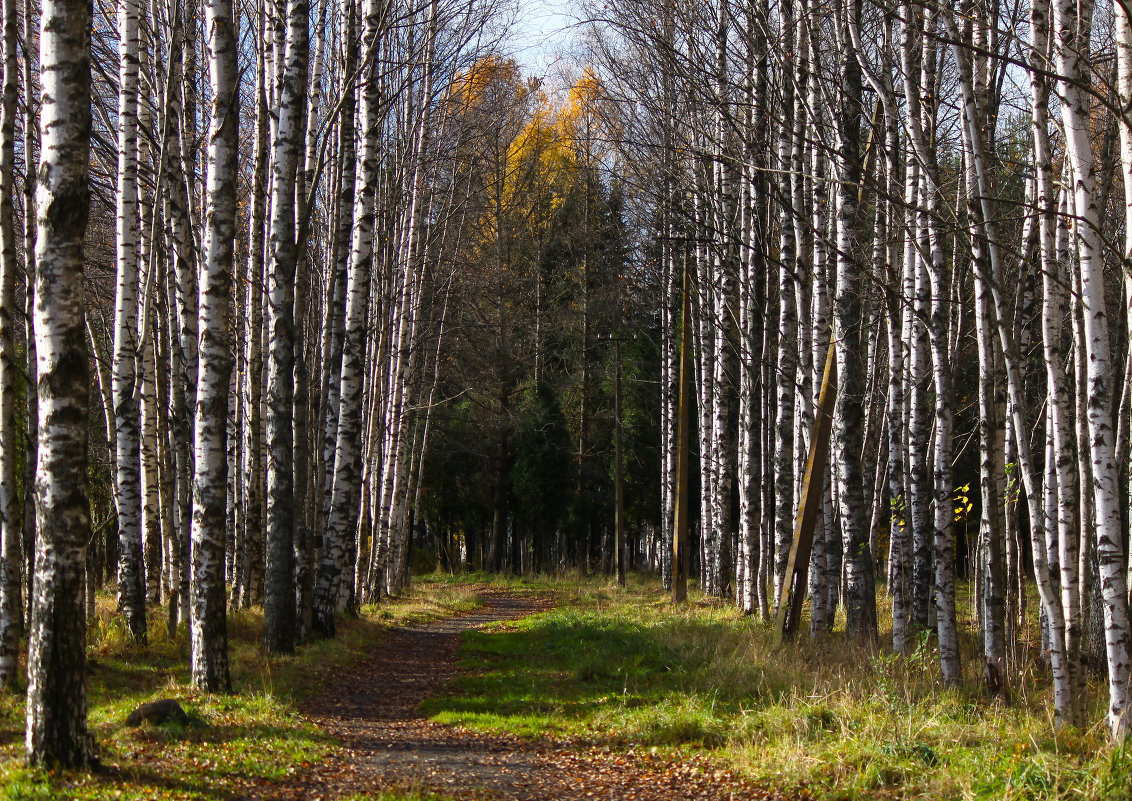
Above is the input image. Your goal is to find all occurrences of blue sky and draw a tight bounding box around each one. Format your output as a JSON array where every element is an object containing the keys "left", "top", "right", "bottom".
[{"left": 508, "top": 0, "right": 581, "bottom": 76}]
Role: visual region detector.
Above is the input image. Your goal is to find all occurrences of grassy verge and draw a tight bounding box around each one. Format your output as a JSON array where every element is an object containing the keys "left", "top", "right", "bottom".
[
  {"left": 0, "top": 580, "right": 482, "bottom": 800},
  {"left": 420, "top": 574, "right": 1132, "bottom": 801}
]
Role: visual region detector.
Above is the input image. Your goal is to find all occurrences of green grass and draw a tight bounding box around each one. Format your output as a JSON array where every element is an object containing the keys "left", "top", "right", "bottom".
[
  {"left": 421, "top": 576, "right": 1132, "bottom": 801},
  {"left": 0, "top": 580, "right": 483, "bottom": 800}
]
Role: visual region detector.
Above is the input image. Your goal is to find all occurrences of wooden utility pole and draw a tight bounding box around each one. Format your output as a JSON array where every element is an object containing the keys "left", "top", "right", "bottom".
[
  {"left": 614, "top": 338, "right": 625, "bottom": 586},
  {"left": 775, "top": 336, "right": 837, "bottom": 640},
  {"left": 672, "top": 255, "right": 690, "bottom": 604}
]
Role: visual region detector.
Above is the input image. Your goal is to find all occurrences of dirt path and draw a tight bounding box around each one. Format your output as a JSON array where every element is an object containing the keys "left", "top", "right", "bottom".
[{"left": 265, "top": 589, "right": 789, "bottom": 801}]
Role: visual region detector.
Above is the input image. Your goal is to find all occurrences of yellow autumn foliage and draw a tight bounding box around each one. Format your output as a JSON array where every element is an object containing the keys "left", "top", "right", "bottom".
[{"left": 448, "top": 61, "right": 612, "bottom": 266}]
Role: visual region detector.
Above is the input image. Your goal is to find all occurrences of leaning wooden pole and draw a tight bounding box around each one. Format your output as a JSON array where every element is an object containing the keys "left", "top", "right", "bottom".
[
  {"left": 672, "top": 254, "right": 691, "bottom": 604},
  {"left": 775, "top": 334, "right": 836, "bottom": 641},
  {"left": 774, "top": 109, "right": 878, "bottom": 640}
]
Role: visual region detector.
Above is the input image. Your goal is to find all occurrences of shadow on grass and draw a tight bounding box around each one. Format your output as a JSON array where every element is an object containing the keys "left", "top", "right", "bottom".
[
  {"left": 0, "top": 714, "right": 338, "bottom": 801},
  {"left": 87, "top": 764, "right": 245, "bottom": 801},
  {"left": 86, "top": 656, "right": 189, "bottom": 702},
  {"left": 84, "top": 722, "right": 333, "bottom": 799}
]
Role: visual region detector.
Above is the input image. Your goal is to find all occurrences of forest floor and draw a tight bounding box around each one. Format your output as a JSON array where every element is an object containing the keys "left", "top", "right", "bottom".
[
  {"left": 262, "top": 586, "right": 779, "bottom": 801},
  {"left": 0, "top": 574, "right": 1129, "bottom": 800}
]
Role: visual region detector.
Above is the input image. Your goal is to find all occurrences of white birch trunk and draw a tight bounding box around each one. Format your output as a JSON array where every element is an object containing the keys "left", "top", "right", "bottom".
[
  {"left": 263, "top": 0, "right": 308, "bottom": 655},
  {"left": 0, "top": 0, "right": 20, "bottom": 686},
  {"left": 112, "top": 0, "right": 146, "bottom": 641},
  {"left": 807, "top": 33, "right": 832, "bottom": 632},
  {"left": 162, "top": 16, "right": 195, "bottom": 629},
  {"left": 1115, "top": 0, "right": 1132, "bottom": 629},
  {"left": 25, "top": 0, "right": 93, "bottom": 761},
  {"left": 899, "top": 3, "right": 933, "bottom": 630},
  {"left": 19, "top": 0, "right": 38, "bottom": 653},
  {"left": 140, "top": 316, "right": 162, "bottom": 605},
  {"left": 190, "top": 0, "right": 239, "bottom": 692},
  {"left": 316, "top": 0, "right": 355, "bottom": 585},
  {"left": 945, "top": 14, "right": 1008, "bottom": 695},
  {"left": 239, "top": 3, "right": 268, "bottom": 607},
  {"left": 833, "top": 0, "right": 876, "bottom": 641},
  {"left": 314, "top": 0, "right": 382, "bottom": 633},
  {"left": 1053, "top": 0, "right": 1132, "bottom": 735}
]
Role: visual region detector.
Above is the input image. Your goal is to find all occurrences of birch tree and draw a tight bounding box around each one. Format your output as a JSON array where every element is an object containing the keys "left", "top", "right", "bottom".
[
  {"left": 25, "top": 0, "right": 93, "bottom": 763},
  {"left": 112, "top": 0, "right": 146, "bottom": 642},
  {"left": 190, "top": 0, "right": 239, "bottom": 692},
  {"left": 770, "top": 0, "right": 797, "bottom": 609},
  {"left": 832, "top": 0, "right": 875, "bottom": 642},
  {"left": 1053, "top": 0, "right": 1132, "bottom": 734},
  {"left": 19, "top": 0, "right": 37, "bottom": 642},
  {"left": 239, "top": 0, "right": 267, "bottom": 609},
  {"left": 263, "top": 0, "right": 309, "bottom": 655},
  {"left": 0, "top": 0, "right": 20, "bottom": 686}
]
